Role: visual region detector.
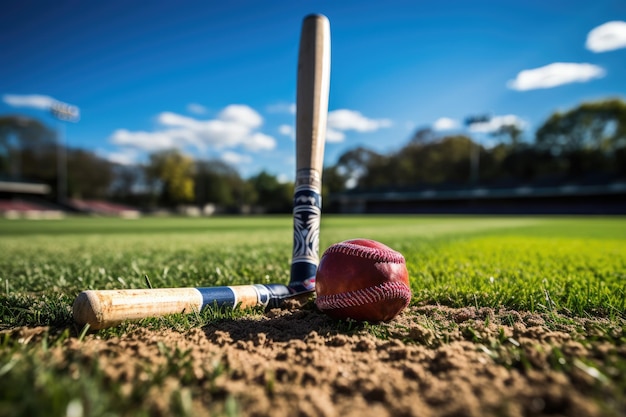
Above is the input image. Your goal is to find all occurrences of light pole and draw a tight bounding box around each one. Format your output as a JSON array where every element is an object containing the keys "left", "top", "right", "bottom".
[
  {"left": 50, "top": 101, "right": 80, "bottom": 204},
  {"left": 464, "top": 114, "right": 490, "bottom": 185}
]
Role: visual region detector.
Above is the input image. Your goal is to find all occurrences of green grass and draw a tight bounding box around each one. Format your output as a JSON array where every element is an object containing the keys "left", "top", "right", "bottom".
[
  {"left": 1, "top": 215, "right": 625, "bottom": 327},
  {"left": 0, "top": 215, "right": 625, "bottom": 416},
  {"left": 409, "top": 235, "right": 626, "bottom": 317}
]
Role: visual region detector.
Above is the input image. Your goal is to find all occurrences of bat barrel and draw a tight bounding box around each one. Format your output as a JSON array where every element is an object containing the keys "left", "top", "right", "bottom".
[
  {"left": 73, "top": 284, "right": 291, "bottom": 330},
  {"left": 296, "top": 14, "right": 330, "bottom": 173},
  {"left": 73, "top": 288, "right": 203, "bottom": 330}
]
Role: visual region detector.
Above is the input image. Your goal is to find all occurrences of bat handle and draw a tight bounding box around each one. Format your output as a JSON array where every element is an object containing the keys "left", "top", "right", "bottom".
[{"left": 290, "top": 168, "right": 321, "bottom": 293}]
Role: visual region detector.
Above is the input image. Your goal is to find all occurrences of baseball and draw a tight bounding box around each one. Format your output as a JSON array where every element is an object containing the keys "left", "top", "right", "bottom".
[{"left": 315, "top": 239, "right": 411, "bottom": 322}]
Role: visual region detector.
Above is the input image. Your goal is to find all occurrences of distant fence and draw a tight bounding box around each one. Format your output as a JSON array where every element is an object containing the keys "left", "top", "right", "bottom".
[
  {"left": 334, "top": 182, "right": 626, "bottom": 214},
  {"left": 0, "top": 180, "right": 50, "bottom": 195}
]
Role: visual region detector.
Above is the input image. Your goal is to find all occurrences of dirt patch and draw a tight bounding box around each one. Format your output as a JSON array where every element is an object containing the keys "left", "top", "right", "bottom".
[{"left": 5, "top": 304, "right": 626, "bottom": 417}]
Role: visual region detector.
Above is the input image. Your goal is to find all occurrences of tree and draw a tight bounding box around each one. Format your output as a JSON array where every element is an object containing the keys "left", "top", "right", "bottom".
[
  {"left": 360, "top": 135, "right": 479, "bottom": 187},
  {"left": 322, "top": 165, "right": 348, "bottom": 197},
  {"left": 408, "top": 127, "right": 438, "bottom": 145},
  {"left": 110, "top": 164, "right": 142, "bottom": 202},
  {"left": 335, "top": 147, "right": 385, "bottom": 189},
  {"left": 145, "top": 150, "right": 195, "bottom": 206},
  {"left": 0, "top": 115, "right": 56, "bottom": 181},
  {"left": 536, "top": 99, "right": 626, "bottom": 152},
  {"left": 492, "top": 124, "right": 524, "bottom": 149},
  {"left": 535, "top": 99, "right": 626, "bottom": 177},
  {"left": 247, "top": 171, "right": 293, "bottom": 213},
  {"left": 66, "top": 148, "right": 114, "bottom": 199},
  {"left": 194, "top": 159, "right": 248, "bottom": 209}
]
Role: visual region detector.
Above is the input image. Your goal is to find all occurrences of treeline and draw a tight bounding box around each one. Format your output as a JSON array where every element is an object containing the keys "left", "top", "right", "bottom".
[
  {"left": 1, "top": 98, "right": 625, "bottom": 213},
  {"left": 0, "top": 116, "right": 293, "bottom": 213},
  {"left": 0, "top": 118, "right": 114, "bottom": 199},
  {"left": 325, "top": 98, "right": 626, "bottom": 195}
]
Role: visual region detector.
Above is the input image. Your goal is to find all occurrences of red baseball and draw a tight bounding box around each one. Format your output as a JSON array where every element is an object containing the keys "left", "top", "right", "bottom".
[{"left": 315, "top": 239, "right": 411, "bottom": 322}]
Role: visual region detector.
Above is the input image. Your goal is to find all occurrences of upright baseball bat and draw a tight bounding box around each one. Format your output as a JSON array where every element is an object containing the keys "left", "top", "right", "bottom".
[
  {"left": 290, "top": 13, "right": 330, "bottom": 293},
  {"left": 72, "top": 14, "right": 331, "bottom": 330}
]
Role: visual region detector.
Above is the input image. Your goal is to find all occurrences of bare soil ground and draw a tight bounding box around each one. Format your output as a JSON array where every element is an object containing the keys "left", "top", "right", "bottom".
[{"left": 7, "top": 303, "right": 626, "bottom": 417}]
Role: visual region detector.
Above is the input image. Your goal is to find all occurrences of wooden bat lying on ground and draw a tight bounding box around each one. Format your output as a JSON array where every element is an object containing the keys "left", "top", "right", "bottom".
[{"left": 73, "top": 14, "right": 331, "bottom": 330}]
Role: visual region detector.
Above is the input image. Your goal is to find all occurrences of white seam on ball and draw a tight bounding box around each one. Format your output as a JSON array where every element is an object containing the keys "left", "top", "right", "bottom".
[
  {"left": 323, "top": 241, "right": 405, "bottom": 264},
  {"left": 316, "top": 281, "right": 411, "bottom": 311}
]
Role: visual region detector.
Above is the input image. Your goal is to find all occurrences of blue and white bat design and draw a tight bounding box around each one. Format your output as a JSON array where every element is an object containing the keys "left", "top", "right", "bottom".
[{"left": 72, "top": 14, "right": 331, "bottom": 330}]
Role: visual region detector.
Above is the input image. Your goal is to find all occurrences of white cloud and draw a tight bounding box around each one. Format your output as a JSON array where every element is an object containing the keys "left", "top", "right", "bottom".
[
  {"left": 327, "top": 109, "right": 392, "bottom": 132},
  {"left": 468, "top": 114, "right": 527, "bottom": 134},
  {"left": 98, "top": 148, "right": 140, "bottom": 165},
  {"left": 221, "top": 151, "right": 252, "bottom": 165},
  {"left": 278, "top": 124, "right": 294, "bottom": 139},
  {"left": 157, "top": 112, "right": 201, "bottom": 129},
  {"left": 219, "top": 104, "right": 262, "bottom": 128},
  {"left": 279, "top": 107, "right": 394, "bottom": 143},
  {"left": 507, "top": 62, "right": 606, "bottom": 91},
  {"left": 324, "top": 109, "right": 392, "bottom": 143},
  {"left": 109, "top": 104, "right": 276, "bottom": 153},
  {"left": 3, "top": 94, "right": 58, "bottom": 110},
  {"left": 586, "top": 21, "right": 626, "bottom": 52},
  {"left": 110, "top": 129, "right": 178, "bottom": 151},
  {"left": 271, "top": 109, "right": 392, "bottom": 143},
  {"left": 267, "top": 102, "right": 296, "bottom": 114},
  {"left": 187, "top": 103, "right": 208, "bottom": 115},
  {"left": 433, "top": 117, "right": 460, "bottom": 131},
  {"left": 325, "top": 128, "right": 346, "bottom": 143},
  {"left": 247, "top": 132, "right": 276, "bottom": 151}
]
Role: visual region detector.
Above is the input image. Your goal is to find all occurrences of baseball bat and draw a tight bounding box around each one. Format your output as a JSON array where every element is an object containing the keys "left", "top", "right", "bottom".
[{"left": 72, "top": 14, "right": 331, "bottom": 330}]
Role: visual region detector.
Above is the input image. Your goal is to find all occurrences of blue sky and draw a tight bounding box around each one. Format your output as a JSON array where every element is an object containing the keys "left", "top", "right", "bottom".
[{"left": 1, "top": 0, "right": 625, "bottom": 181}]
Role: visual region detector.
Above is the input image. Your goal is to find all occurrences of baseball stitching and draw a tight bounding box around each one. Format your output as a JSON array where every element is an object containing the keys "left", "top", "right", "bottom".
[
  {"left": 323, "top": 241, "right": 405, "bottom": 264},
  {"left": 315, "top": 281, "right": 411, "bottom": 310}
]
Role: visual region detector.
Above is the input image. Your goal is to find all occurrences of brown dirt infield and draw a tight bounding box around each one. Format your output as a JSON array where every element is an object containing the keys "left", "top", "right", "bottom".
[{"left": 6, "top": 302, "right": 626, "bottom": 417}]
